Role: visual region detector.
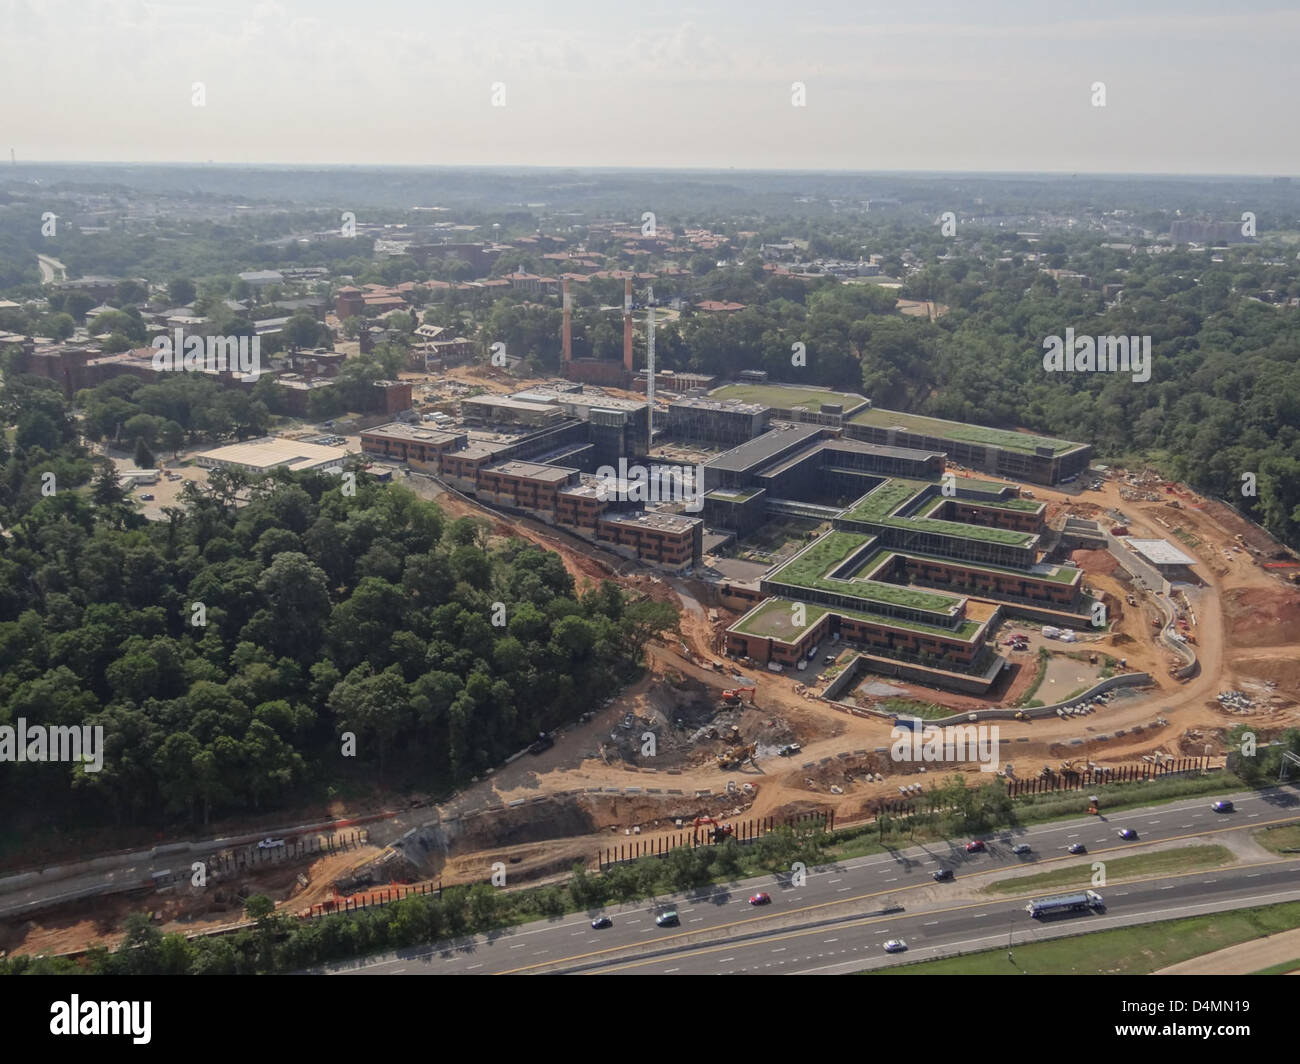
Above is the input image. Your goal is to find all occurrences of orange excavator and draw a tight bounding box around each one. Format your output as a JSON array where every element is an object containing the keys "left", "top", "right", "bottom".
[
  {"left": 691, "top": 817, "right": 734, "bottom": 843},
  {"left": 720, "top": 686, "right": 756, "bottom": 706}
]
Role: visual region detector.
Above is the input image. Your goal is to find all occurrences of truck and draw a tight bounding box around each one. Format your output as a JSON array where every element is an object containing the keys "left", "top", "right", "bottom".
[
  {"left": 1111, "top": 525, "right": 1129, "bottom": 536},
  {"left": 766, "top": 661, "right": 784, "bottom": 673},
  {"left": 1026, "top": 890, "right": 1104, "bottom": 918},
  {"left": 1041, "top": 625, "right": 1061, "bottom": 639}
]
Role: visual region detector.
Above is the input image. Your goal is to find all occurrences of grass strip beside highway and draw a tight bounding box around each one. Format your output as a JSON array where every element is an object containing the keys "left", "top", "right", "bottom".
[
  {"left": 866, "top": 899, "right": 1300, "bottom": 975},
  {"left": 1255, "top": 823, "right": 1300, "bottom": 855},
  {"left": 980, "top": 844, "right": 1235, "bottom": 894}
]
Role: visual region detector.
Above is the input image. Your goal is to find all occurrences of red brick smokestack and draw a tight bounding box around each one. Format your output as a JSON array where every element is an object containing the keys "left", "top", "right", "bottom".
[
  {"left": 562, "top": 279, "right": 572, "bottom": 366},
  {"left": 623, "top": 276, "right": 634, "bottom": 373}
]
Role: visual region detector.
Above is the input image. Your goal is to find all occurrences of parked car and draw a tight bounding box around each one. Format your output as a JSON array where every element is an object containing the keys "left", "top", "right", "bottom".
[
  {"left": 883, "top": 939, "right": 908, "bottom": 953},
  {"left": 590, "top": 916, "right": 613, "bottom": 930},
  {"left": 932, "top": 868, "right": 954, "bottom": 882},
  {"left": 965, "top": 840, "right": 986, "bottom": 853},
  {"left": 1068, "top": 842, "right": 1087, "bottom": 854},
  {"left": 779, "top": 743, "right": 802, "bottom": 757},
  {"left": 1212, "top": 800, "right": 1234, "bottom": 813},
  {"left": 1011, "top": 844, "right": 1032, "bottom": 855},
  {"left": 655, "top": 910, "right": 680, "bottom": 927},
  {"left": 257, "top": 837, "right": 286, "bottom": 849},
  {"left": 1118, "top": 828, "right": 1138, "bottom": 840},
  {"left": 139, "top": 493, "right": 154, "bottom": 501},
  {"left": 748, "top": 892, "right": 771, "bottom": 906}
]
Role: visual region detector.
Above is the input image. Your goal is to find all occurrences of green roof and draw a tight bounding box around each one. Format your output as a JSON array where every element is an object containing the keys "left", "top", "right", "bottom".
[
  {"left": 709, "top": 383, "right": 867, "bottom": 413},
  {"left": 733, "top": 597, "right": 982, "bottom": 642},
  {"left": 850, "top": 407, "right": 1081, "bottom": 456},
  {"left": 841, "top": 478, "right": 1037, "bottom": 546},
  {"left": 706, "top": 487, "right": 760, "bottom": 502},
  {"left": 768, "top": 532, "right": 965, "bottom": 614}
]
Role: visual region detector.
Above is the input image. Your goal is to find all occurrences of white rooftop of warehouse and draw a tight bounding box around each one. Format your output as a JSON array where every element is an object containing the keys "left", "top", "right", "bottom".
[
  {"left": 1122, "top": 538, "right": 1196, "bottom": 567},
  {"left": 195, "top": 437, "right": 352, "bottom": 472}
]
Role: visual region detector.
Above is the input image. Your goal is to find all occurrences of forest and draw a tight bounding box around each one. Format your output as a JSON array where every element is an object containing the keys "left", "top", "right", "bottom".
[{"left": 0, "top": 374, "right": 678, "bottom": 834}]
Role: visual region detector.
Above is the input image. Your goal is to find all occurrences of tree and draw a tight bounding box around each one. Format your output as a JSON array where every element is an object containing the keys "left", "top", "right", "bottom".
[
  {"left": 134, "top": 436, "right": 156, "bottom": 469},
  {"left": 168, "top": 278, "right": 197, "bottom": 306}
]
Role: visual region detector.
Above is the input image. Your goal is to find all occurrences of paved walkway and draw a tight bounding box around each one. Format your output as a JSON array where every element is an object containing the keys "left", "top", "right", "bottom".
[{"left": 1155, "top": 925, "right": 1300, "bottom": 974}]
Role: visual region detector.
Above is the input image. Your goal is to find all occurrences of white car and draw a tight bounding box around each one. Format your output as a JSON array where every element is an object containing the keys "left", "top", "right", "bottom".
[
  {"left": 257, "top": 837, "right": 286, "bottom": 849},
  {"left": 883, "top": 939, "right": 908, "bottom": 953}
]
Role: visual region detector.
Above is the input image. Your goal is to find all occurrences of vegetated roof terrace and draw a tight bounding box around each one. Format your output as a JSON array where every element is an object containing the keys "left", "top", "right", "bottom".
[{"left": 849, "top": 406, "right": 1083, "bottom": 456}]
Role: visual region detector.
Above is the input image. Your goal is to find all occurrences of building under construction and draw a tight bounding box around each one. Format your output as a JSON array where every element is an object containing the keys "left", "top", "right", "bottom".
[{"left": 560, "top": 276, "right": 634, "bottom": 388}]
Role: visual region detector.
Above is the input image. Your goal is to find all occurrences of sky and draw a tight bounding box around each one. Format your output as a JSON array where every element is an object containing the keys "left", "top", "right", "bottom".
[{"left": 4, "top": 0, "right": 1299, "bottom": 174}]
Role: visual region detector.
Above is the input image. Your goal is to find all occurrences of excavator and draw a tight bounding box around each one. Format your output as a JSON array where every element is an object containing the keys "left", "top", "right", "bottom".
[
  {"left": 719, "top": 686, "right": 756, "bottom": 706},
  {"left": 691, "top": 817, "right": 735, "bottom": 843}
]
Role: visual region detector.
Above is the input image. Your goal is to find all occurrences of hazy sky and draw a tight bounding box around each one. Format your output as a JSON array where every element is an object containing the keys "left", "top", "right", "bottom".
[{"left": 5, "top": 0, "right": 1298, "bottom": 173}]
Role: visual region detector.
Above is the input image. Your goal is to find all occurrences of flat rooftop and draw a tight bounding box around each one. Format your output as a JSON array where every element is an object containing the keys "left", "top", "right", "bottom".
[
  {"left": 709, "top": 382, "right": 870, "bottom": 414},
  {"left": 850, "top": 407, "right": 1084, "bottom": 456},
  {"left": 601, "top": 510, "right": 700, "bottom": 533},
  {"left": 670, "top": 396, "right": 769, "bottom": 415},
  {"left": 1123, "top": 538, "right": 1197, "bottom": 567},
  {"left": 486, "top": 460, "right": 575, "bottom": 483},
  {"left": 196, "top": 437, "right": 351, "bottom": 471},
  {"left": 705, "top": 423, "right": 825, "bottom": 473},
  {"left": 362, "top": 422, "right": 464, "bottom": 444}
]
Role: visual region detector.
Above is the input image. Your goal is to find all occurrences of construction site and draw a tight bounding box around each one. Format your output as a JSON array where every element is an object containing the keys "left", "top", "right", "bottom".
[{"left": 6, "top": 299, "right": 1300, "bottom": 960}]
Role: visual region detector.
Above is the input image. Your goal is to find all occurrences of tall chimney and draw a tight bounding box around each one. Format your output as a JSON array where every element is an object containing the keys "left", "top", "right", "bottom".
[
  {"left": 562, "top": 279, "right": 572, "bottom": 367},
  {"left": 623, "top": 276, "right": 634, "bottom": 374}
]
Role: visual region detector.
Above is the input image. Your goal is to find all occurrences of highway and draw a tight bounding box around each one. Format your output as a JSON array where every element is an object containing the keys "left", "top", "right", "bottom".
[{"left": 318, "top": 784, "right": 1300, "bottom": 975}]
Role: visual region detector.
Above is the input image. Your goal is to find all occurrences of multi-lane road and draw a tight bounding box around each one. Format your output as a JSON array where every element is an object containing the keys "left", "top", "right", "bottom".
[{"left": 321, "top": 785, "right": 1300, "bottom": 975}]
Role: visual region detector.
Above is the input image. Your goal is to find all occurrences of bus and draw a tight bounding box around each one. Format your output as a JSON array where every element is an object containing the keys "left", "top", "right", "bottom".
[{"left": 1025, "top": 890, "right": 1104, "bottom": 918}]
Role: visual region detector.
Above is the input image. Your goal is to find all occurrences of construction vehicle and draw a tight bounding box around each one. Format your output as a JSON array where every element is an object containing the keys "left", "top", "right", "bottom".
[
  {"left": 1088, "top": 794, "right": 1100, "bottom": 814},
  {"left": 528, "top": 731, "right": 554, "bottom": 755},
  {"left": 717, "top": 742, "right": 757, "bottom": 770},
  {"left": 691, "top": 817, "right": 735, "bottom": 843},
  {"left": 720, "top": 686, "right": 755, "bottom": 705}
]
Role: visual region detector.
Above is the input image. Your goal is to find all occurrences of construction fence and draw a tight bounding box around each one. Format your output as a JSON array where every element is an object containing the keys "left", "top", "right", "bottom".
[{"left": 597, "top": 809, "right": 835, "bottom": 870}]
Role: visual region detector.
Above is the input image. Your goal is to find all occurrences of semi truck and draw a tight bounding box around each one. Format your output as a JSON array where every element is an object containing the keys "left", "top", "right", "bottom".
[{"left": 1026, "top": 889, "right": 1105, "bottom": 918}]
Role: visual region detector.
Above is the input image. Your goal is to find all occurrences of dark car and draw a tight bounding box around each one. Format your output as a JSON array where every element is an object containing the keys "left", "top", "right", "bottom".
[
  {"left": 1011, "top": 844, "right": 1032, "bottom": 855},
  {"left": 655, "top": 910, "right": 679, "bottom": 928},
  {"left": 591, "top": 916, "right": 612, "bottom": 930},
  {"left": 1118, "top": 828, "right": 1138, "bottom": 840},
  {"left": 1068, "top": 842, "right": 1087, "bottom": 854},
  {"left": 1212, "top": 800, "right": 1234, "bottom": 813},
  {"left": 932, "top": 868, "right": 954, "bottom": 882}
]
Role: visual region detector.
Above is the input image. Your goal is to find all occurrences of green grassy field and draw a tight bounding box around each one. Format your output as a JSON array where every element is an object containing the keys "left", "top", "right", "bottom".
[
  {"left": 1255, "top": 823, "right": 1300, "bottom": 855},
  {"left": 981, "top": 844, "right": 1234, "bottom": 894},
  {"left": 867, "top": 899, "right": 1300, "bottom": 975}
]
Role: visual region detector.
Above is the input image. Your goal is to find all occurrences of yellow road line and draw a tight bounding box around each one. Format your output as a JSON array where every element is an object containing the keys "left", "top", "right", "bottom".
[{"left": 495, "top": 811, "right": 1300, "bottom": 974}]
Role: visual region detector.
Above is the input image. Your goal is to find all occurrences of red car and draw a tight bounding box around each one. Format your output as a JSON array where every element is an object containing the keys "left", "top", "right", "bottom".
[
  {"left": 965, "top": 840, "right": 986, "bottom": 853},
  {"left": 748, "top": 892, "right": 771, "bottom": 906}
]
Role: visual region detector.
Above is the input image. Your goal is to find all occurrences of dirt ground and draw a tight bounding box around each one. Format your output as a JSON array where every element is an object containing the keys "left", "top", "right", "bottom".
[{"left": 14, "top": 464, "right": 1300, "bottom": 958}]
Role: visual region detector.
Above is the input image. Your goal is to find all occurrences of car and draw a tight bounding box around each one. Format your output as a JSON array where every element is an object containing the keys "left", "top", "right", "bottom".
[
  {"left": 932, "top": 868, "right": 954, "bottom": 882},
  {"left": 1011, "top": 843, "right": 1032, "bottom": 855},
  {"left": 1068, "top": 843, "right": 1087, "bottom": 854},
  {"left": 655, "top": 910, "right": 680, "bottom": 927},
  {"left": 590, "top": 916, "right": 613, "bottom": 930},
  {"left": 257, "top": 837, "right": 286, "bottom": 849},
  {"left": 1212, "top": 800, "right": 1234, "bottom": 813},
  {"left": 139, "top": 493, "right": 154, "bottom": 501},
  {"left": 1118, "top": 828, "right": 1138, "bottom": 840},
  {"left": 748, "top": 892, "right": 771, "bottom": 906},
  {"left": 965, "top": 840, "right": 986, "bottom": 853},
  {"left": 883, "top": 939, "right": 908, "bottom": 953},
  {"left": 779, "top": 743, "right": 802, "bottom": 757}
]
